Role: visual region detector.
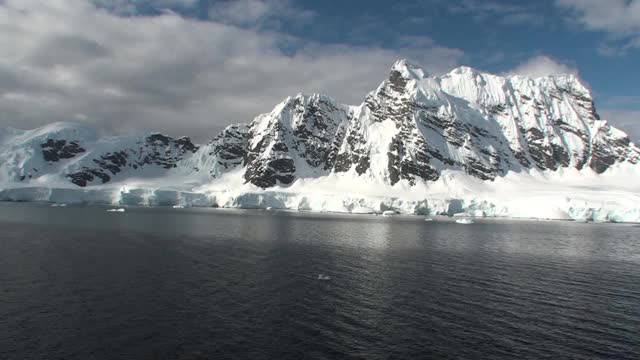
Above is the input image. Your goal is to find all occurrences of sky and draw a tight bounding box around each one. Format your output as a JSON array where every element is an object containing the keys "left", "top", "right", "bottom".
[{"left": 0, "top": 0, "right": 639, "bottom": 142}]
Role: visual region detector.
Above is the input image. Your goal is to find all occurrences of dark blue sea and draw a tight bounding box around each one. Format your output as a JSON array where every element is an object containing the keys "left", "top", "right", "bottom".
[{"left": 1, "top": 202, "right": 639, "bottom": 359}]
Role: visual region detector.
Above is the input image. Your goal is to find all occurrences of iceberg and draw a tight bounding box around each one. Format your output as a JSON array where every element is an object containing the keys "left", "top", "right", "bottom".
[
  {"left": 351, "top": 206, "right": 376, "bottom": 214},
  {"left": 456, "top": 218, "right": 475, "bottom": 225}
]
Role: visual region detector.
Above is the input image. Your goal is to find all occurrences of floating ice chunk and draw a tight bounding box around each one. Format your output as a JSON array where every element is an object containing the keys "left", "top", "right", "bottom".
[
  {"left": 51, "top": 203, "right": 67, "bottom": 207},
  {"left": 327, "top": 206, "right": 350, "bottom": 213},
  {"left": 317, "top": 274, "right": 331, "bottom": 281},
  {"left": 107, "top": 208, "right": 126, "bottom": 213},
  {"left": 351, "top": 206, "right": 375, "bottom": 214},
  {"left": 172, "top": 205, "right": 184, "bottom": 209},
  {"left": 424, "top": 218, "right": 434, "bottom": 222},
  {"left": 382, "top": 210, "right": 396, "bottom": 217},
  {"left": 456, "top": 218, "right": 474, "bottom": 224},
  {"left": 453, "top": 213, "right": 472, "bottom": 217},
  {"left": 266, "top": 206, "right": 273, "bottom": 210}
]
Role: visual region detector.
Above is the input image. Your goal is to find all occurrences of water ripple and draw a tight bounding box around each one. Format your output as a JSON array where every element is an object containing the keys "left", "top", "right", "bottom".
[{"left": 0, "top": 203, "right": 639, "bottom": 359}]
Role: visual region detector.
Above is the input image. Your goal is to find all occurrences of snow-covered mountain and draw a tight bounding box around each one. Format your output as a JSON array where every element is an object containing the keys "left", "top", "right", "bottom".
[
  {"left": 0, "top": 122, "right": 200, "bottom": 187},
  {"left": 1, "top": 60, "right": 639, "bottom": 222},
  {"left": 230, "top": 59, "right": 638, "bottom": 187}
]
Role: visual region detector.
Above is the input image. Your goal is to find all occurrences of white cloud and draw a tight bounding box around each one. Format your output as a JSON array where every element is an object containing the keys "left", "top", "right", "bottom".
[
  {"left": 556, "top": 0, "right": 640, "bottom": 51},
  {"left": 556, "top": 0, "right": 640, "bottom": 34},
  {"left": 91, "top": 0, "right": 199, "bottom": 15},
  {"left": 447, "top": 0, "right": 546, "bottom": 27},
  {"left": 504, "top": 55, "right": 578, "bottom": 78},
  {"left": 0, "top": 0, "right": 463, "bottom": 141},
  {"left": 208, "top": 0, "right": 314, "bottom": 28},
  {"left": 210, "top": 0, "right": 273, "bottom": 24}
]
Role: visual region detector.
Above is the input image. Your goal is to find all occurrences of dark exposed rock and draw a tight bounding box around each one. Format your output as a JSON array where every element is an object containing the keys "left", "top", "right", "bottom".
[
  {"left": 93, "top": 151, "right": 128, "bottom": 174},
  {"left": 589, "top": 127, "right": 637, "bottom": 174},
  {"left": 271, "top": 158, "right": 295, "bottom": 173},
  {"left": 387, "top": 121, "right": 439, "bottom": 185},
  {"left": 242, "top": 95, "right": 348, "bottom": 186},
  {"left": 147, "top": 133, "right": 171, "bottom": 146},
  {"left": 525, "top": 128, "right": 557, "bottom": 170},
  {"left": 513, "top": 150, "right": 531, "bottom": 167},
  {"left": 67, "top": 134, "right": 198, "bottom": 187},
  {"left": 175, "top": 136, "right": 199, "bottom": 153},
  {"left": 551, "top": 144, "right": 570, "bottom": 168},
  {"left": 272, "top": 142, "right": 289, "bottom": 152},
  {"left": 209, "top": 124, "right": 248, "bottom": 174},
  {"left": 355, "top": 156, "right": 370, "bottom": 176},
  {"left": 41, "top": 139, "right": 85, "bottom": 162},
  {"left": 68, "top": 169, "right": 111, "bottom": 187},
  {"left": 333, "top": 153, "right": 354, "bottom": 173},
  {"left": 487, "top": 104, "right": 507, "bottom": 115},
  {"left": 332, "top": 119, "right": 369, "bottom": 174},
  {"left": 244, "top": 157, "right": 296, "bottom": 188},
  {"left": 289, "top": 96, "right": 348, "bottom": 169},
  {"left": 388, "top": 70, "right": 408, "bottom": 92},
  {"left": 464, "top": 157, "right": 494, "bottom": 180}
]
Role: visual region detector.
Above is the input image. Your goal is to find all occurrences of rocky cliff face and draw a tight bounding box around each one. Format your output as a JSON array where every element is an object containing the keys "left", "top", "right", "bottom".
[
  {"left": 67, "top": 134, "right": 199, "bottom": 187},
  {"left": 1, "top": 60, "right": 638, "bottom": 189},
  {"left": 0, "top": 123, "right": 199, "bottom": 187},
  {"left": 242, "top": 94, "right": 351, "bottom": 188},
  {"left": 218, "top": 60, "right": 639, "bottom": 188}
]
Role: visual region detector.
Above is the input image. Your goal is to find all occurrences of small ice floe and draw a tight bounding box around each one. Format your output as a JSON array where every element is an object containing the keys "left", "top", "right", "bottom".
[
  {"left": 51, "top": 203, "right": 67, "bottom": 207},
  {"left": 317, "top": 274, "right": 331, "bottom": 281},
  {"left": 381, "top": 210, "right": 396, "bottom": 217},
  {"left": 172, "top": 205, "right": 185, "bottom": 209},
  {"left": 424, "top": 218, "right": 434, "bottom": 222},
  {"left": 455, "top": 218, "right": 474, "bottom": 224},
  {"left": 351, "top": 206, "right": 375, "bottom": 214},
  {"left": 106, "top": 208, "right": 126, "bottom": 213},
  {"left": 266, "top": 206, "right": 273, "bottom": 211}
]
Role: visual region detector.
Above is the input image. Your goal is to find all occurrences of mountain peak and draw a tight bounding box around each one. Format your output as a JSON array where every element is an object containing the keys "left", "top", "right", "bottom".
[
  {"left": 449, "top": 65, "right": 481, "bottom": 75},
  {"left": 390, "top": 59, "right": 428, "bottom": 80}
]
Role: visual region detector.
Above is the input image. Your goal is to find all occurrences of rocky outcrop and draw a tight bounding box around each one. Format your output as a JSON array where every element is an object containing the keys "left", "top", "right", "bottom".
[
  {"left": 41, "top": 139, "right": 86, "bottom": 162},
  {"left": 242, "top": 94, "right": 350, "bottom": 188},
  {"left": 67, "top": 134, "right": 199, "bottom": 187},
  {"left": 207, "top": 124, "right": 249, "bottom": 175}
]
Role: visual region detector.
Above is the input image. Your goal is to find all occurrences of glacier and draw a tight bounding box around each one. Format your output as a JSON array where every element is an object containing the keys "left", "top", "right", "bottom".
[
  {"left": 1, "top": 60, "right": 639, "bottom": 223},
  {"left": 2, "top": 165, "right": 639, "bottom": 223}
]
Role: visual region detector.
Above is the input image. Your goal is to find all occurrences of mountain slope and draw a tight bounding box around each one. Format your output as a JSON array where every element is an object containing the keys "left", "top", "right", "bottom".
[
  {"left": 224, "top": 60, "right": 639, "bottom": 188},
  {"left": 0, "top": 122, "right": 199, "bottom": 187},
  {"left": 1, "top": 60, "right": 639, "bottom": 221}
]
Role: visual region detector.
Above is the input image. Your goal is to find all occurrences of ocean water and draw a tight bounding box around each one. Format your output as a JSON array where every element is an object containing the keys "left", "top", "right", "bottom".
[{"left": 1, "top": 202, "right": 639, "bottom": 359}]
